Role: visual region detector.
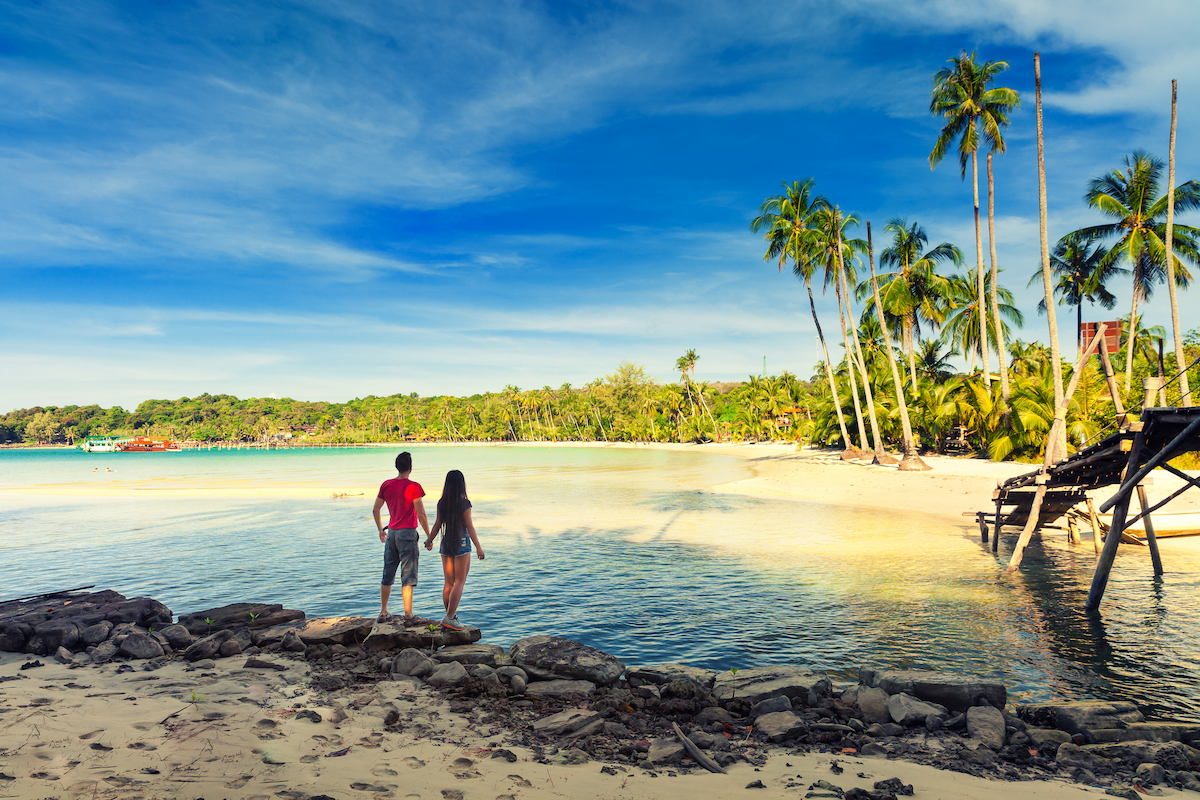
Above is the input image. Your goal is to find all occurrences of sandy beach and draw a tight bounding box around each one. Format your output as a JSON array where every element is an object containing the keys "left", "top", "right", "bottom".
[{"left": 0, "top": 651, "right": 1117, "bottom": 800}]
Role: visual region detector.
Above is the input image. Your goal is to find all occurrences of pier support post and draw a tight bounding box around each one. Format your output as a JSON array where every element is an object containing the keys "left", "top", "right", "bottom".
[
  {"left": 1136, "top": 484, "right": 1163, "bottom": 576},
  {"left": 1086, "top": 497, "right": 1103, "bottom": 555},
  {"left": 992, "top": 496, "right": 1002, "bottom": 552},
  {"left": 1087, "top": 426, "right": 1146, "bottom": 611}
]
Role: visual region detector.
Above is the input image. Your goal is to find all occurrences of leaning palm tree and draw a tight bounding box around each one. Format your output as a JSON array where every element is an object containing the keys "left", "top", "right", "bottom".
[
  {"left": 875, "top": 218, "right": 962, "bottom": 386},
  {"left": 1076, "top": 150, "right": 1200, "bottom": 392},
  {"left": 930, "top": 50, "right": 1020, "bottom": 394},
  {"left": 751, "top": 180, "right": 854, "bottom": 452},
  {"left": 1028, "top": 232, "right": 1125, "bottom": 355}
]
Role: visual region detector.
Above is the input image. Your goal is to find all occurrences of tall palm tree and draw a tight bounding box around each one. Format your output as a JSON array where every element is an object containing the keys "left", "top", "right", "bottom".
[
  {"left": 942, "top": 268, "right": 1024, "bottom": 370},
  {"left": 1077, "top": 150, "right": 1200, "bottom": 392},
  {"left": 1028, "top": 232, "right": 1125, "bottom": 354},
  {"left": 930, "top": 50, "right": 1020, "bottom": 393},
  {"left": 1165, "top": 81, "right": 1191, "bottom": 406},
  {"left": 751, "top": 180, "right": 854, "bottom": 451},
  {"left": 875, "top": 218, "right": 962, "bottom": 386}
]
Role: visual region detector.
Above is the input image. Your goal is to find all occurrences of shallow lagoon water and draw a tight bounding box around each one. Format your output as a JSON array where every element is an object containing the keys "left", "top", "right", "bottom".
[{"left": 1, "top": 445, "right": 1198, "bottom": 721}]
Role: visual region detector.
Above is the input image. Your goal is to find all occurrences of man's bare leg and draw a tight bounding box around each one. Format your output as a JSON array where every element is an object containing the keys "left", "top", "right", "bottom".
[{"left": 401, "top": 585, "right": 414, "bottom": 618}]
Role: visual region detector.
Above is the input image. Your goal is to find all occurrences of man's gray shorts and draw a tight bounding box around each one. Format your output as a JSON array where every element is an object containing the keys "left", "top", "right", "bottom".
[{"left": 382, "top": 528, "right": 419, "bottom": 587}]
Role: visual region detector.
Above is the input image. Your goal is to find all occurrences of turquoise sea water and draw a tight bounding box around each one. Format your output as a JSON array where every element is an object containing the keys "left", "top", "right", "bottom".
[{"left": 2, "top": 445, "right": 1198, "bottom": 721}]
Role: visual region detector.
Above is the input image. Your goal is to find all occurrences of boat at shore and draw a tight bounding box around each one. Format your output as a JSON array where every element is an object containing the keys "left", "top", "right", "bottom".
[
  {"left": 115, "top": 437, "right": 180, "bottom": 453},
  {"left": 1100, "top": 509, "right": 1200, "bottom": 539},
  {"left": 78, "top": 436, "right": 121, "bottom": 453}
]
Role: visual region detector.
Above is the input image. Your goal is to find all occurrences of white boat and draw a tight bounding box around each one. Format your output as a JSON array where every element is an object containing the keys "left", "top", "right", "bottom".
[{"left": 1100, "top": 509, "right": 1200, "bottom": 539}]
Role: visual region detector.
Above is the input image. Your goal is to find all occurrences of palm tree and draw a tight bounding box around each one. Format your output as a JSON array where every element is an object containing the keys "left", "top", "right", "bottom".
[
  {"left": 930, "top": 50, "right": 1020, "bottom": 393},
  {"left": 916, "top": 338, "right": 959, "bottom": 382},
  {"left": 751, "top": 180, "right": 854, "bottom": 451},
  {"left": 1029, "top": 232, "right": 1125, "bottom": 354},
  {"left": 941, "top": 268, "right": 1024, "bottom": 373},
  {"left": 1076, "top": 150, "right": 1200, "bottom": 392},
  {"left": 875, "top": 218, "right": 962, "bottom": 386}
]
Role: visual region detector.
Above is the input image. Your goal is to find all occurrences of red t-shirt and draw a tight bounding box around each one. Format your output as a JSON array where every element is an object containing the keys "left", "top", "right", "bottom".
[{"left": 378, "top": 477, "right": 424, "bottom": 530}]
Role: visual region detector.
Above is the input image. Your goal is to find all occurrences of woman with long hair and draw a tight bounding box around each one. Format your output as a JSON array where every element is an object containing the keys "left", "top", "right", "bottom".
[{"left": 424, "top": 469, "right": 484, "bottom": 630}]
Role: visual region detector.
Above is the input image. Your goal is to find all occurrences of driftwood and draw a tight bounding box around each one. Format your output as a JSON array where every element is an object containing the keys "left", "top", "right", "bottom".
[
  {"left": 0, "top": 584, "right": 96, "bottom": 606},
  {"left": 672, "top": 722, "right": 726, "bottom": 774}
]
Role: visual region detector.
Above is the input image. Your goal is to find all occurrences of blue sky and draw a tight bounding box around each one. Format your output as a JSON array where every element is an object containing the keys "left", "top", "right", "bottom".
[{"left": 3, "top": 0, "right": 1199, "bottom": 411}]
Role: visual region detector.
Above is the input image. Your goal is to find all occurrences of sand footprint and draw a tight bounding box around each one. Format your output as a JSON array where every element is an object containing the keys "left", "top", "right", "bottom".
[
  {"left": 224, "top": 775, "right": 253, "bottom": 789},
  {"left": 371, "top": 766, "right": 399, "bottom": 777},
  {"left": 404, "top": 757, "right": 425, "bottom": 769},
  {"left": 350, "top": 783, "right": 390, "bottom": 792},
  {"left": 447, "top": 758, "right": 479, "bottom": 780},
  {"left": 300, "top": 755, "right": 319, "bottom": 764},
  {"left": 78, "top": 729, "right": 105, "bottom": 740},
  {"left": 505, "top": 775, "right": 532, "bottom": 788}
]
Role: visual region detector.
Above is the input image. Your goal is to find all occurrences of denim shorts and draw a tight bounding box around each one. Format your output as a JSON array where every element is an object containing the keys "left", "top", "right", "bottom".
[
  {"left": 440, "top": 530, "right": 471, "bottom": 557},
  {"left": 382, "top": 528, "right": 419, "bottom": 587}
]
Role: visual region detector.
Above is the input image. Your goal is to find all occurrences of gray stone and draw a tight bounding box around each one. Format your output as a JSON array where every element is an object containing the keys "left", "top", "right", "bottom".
[
  {"left": 434, "top": 643, "right": 508, "bottom": 666},
  {"left": 24, "top": 634, "right": 46, "bottom": 655},
  {"left": 966, "top": 705, "right": 1006, "bottom": 749},
  {"left": 1084, "top": 741, "right": 1200, "bottom": 770},
  {"left": 218, "top": 639, "right": 243, "bottom": 658},
  {"left": 34, "top": 619, "right": 81, "bottom": 653},
  {"left": 626, "top": 663, "right": 717, "bottom": 689},
  {"left": 859, "top": 668, "right": 1006, "bottom": 712},
  {"left": 119, "top": 633, "right": 164, "bottom": 660},
  {"left": 188, "top": 658, "right": 216, "bottom": 670},
  {"left": 54, "top": 646, "right": 73, "bottom": 664},
  {"left": 635, "top": 684, "right": 660, "bottom": 700},
  {"left": 467, "top": 663, "right": 496, "bottom": 679},
  {"left": 855, "top": 686, "right": 891, "bottom": 724},
  {"left": 496, "top": 666, "right": 528, "bottom": 683},
  {"left": 178, "top": 602, "right": 304, "bottom": 635},
  {"left": 860, "top": 742, "right": 889, "bottom": 756},
  {"left": 524, "top": 679, "right": 597, "bottom": 698},
  {"left": 712, "top": 665, "right": 832, "bottom": 707},
  {"left": 510, "top": 636, "right": 625, "bottom": 686},
  {"left": 1136, "top": 763, "right": 1166, "bottom": 785},
  {"left": 750, "top": 695, "right": 792, "bottom": 719},
  {"left": 532, "top": 708, "right": 602, "bottom": 736},
  {"left": 182, "top": 631, "right": 231, "bottom": 662},
  {"left": 392, "top": 649, "right": 436, "bottom": 678},
  {"left": 81, "top": 621, "right": 114, "bottom": 646},
  {"left": 0, "top": 622, "right": 29, "bottom": 652},
  {"left": 90, "top": 641, "right": 118, "bottom": 664},
  {"left": 887, "top": 693, "right": 948, "bottom": 726},
  {"left": 156, "top": 624, "right": 192, "bottom": 649},
  {"left": 755, "top": 711, "right": 807, "bottom": 743},
  {"left": 392, "top": 674, "right": 424, "bottom": 691},
  {"left": 508, "top": 675, "right": 526, "bottom": 695},
  {"left": 646, "top": 739, "right": 685, "bottom": 764},
  {"left": 554, "top": 748, "right": 590, "bottom": 766},
  {"left": 865, "top": 722, "right": 904, "bottom": 738},
  {"left": 1055, "top": 742, "right": 1113, "bottom": 772},
  {"left": 1026, "top": 728, "right": 1071, "bottom": 748},
  {"left": 1085, "top": 722, "right": 1200, "bottom": 744},
  {"left": 694, "top": 706, "right": 735, "bottom": 727},
  {"left": 1017, "top": 700, "right": 1144, "bottom": 734},
  {"left": 280, "top": 630, "right": 307, "bottom": 652},
  {"left": 426, "top": 661, "right": 470, "bottom": 689}
]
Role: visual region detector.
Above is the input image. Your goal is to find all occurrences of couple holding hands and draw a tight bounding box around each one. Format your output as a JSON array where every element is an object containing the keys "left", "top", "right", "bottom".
[{"left": 372, "top": 451, "right": 484, "bottom": 631}]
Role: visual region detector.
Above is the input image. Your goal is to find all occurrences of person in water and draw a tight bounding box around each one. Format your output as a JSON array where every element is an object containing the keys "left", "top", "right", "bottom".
[
  {"left": 425, "top": 469, "right": 484, "bottom": 631},
  {"left": 372, "top": 451, "right": 430, "bottom": 624}
]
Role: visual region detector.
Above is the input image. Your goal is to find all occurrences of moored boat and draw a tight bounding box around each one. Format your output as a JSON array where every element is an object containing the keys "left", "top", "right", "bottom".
[
  {"left": 1100, "top": 509, "right": 1200, "bottom": 539},
  {"left": 78, "top": 436, "right": 121, "bottom": 453},
  {"left": 115, "top": 437, "right": 180, "bottom": 453}
]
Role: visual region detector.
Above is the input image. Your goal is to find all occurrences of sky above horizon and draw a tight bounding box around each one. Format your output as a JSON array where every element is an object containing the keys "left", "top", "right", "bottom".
[{"left": 4, "top": 0, "right": 1200, "bottom": 412}]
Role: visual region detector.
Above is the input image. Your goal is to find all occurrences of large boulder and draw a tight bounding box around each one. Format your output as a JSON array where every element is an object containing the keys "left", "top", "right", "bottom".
[
  {"left": 1056, "top": 742, "right": 1113, "bottom": 773},
  {"left": 1017, "top": 700, "right": 1144, "bottom": 734},
  {"left": 627, "top": 663, "right": 717, "bottom": 689},
  {"left": 713, "top": 665, "right": 832, "bottom": 707},
  {"left": 182, "top": 630, "right": 232, "bottom": 662},
  {"left": 887, "top": 693, "right": 947, "bottom": 727},
  {"left": 90, "top": 641, "right": 119, "bottom": 664},
  {"left": 1084, "top": 741, "right": 1200, "bottom": 771},
  {"left": 392, "top": 648, "right": 436, "bottom": 678},
  {"left": 966, "top": 705, "right": 1006, "bottom": 749},
  {"left": 854, "top": 686, "right": 891, "bottom": 724},
  {"left": 119, "top": 633, "right": 164, "bottom": 660},
  {"left": 859, "top": 668, "right": 1006, "bottom": 712},
  {"left": 426, "top": 661, "right": 469, "bottom": 689},
  {"left": 1086, "top": 722, "right": 1200, "bottom": 744},
  {"left": 434, "top": 643, "right": 508, "bottom": 667},
  {"left": 178, "top": 602, "right": 304, "bottom": 635},
  {"left": 524, "top": 680, "right": 597, "bottom": 698},
  {"left": 157, "top": 624, "right": 193, "bottom": 650},
  {"left": 101, "top": 597, "right": 173, "bottom": 628},
  {"left": 532, "top": 708, "right": 602, "bottom": 736},
  {"left": 510, "top": 636, "right": 625, "bottom": 686},
  {"left": 80, "top": 621, "right": 114, "bottom": 646},
  {"left": 0, "top": 622, "right": 31, "bottom": 652},
  {"left": 33, "top": 620, "right": 81, "bottom": 653},
  {"left": 756, "top": 711, "right": 807, "bottom": 743}
]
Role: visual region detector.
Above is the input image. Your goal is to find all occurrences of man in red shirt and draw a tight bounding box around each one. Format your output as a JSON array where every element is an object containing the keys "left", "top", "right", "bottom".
[{"left": 372, "top": 451, "right": 431, "bottom": 623}]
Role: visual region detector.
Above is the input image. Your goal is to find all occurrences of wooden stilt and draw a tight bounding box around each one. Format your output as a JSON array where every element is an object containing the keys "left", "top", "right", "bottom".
[
  {"left": 1086, "top": 497, "right": 1103, "bottom": 555},
  {"left": 992, "top": 496, "right": 1002, "bottom": 552},
  {"left": 1067, "top": 513, "right": 1080, "bottom": 544},
  {"left": 1098, "top": 346, "right": 1125, "bottom": 424},
  {"left": 1136, "top": 484, "right": 1163, "bottom": 576},
  {"left": 1086, "top": 426, "right": 1146, "bottom": 611}
]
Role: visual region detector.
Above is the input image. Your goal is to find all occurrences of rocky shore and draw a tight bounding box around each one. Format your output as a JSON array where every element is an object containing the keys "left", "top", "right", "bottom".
[{"left": 2, "top": 589, "right": 1199, "bottom": 799}]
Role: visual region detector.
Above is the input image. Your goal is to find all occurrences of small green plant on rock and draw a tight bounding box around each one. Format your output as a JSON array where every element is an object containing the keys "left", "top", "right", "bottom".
[
  {"left": 729, "top": 667, "right": 739, "bottom": 676},
  {"left": 204, "top": 617, "right": 215, "bottom": 635}
]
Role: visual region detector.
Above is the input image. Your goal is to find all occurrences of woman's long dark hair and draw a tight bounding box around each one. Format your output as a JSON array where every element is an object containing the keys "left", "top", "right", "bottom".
[{"left": 437, "top": 470, "right": 469, "bottom": 539}]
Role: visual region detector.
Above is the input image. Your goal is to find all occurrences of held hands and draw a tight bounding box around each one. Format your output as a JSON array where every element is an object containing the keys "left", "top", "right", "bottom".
[{"left": 424, "top": 538, "right": 434, "bottom": 551}]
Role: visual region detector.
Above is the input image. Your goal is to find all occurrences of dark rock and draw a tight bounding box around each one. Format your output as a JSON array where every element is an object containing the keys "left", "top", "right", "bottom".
[
  {"left": 525, "top": 679, "right": 597, "bottom": 698},
  {"left": 178, "top": 602, "right": 304, "bottom": 635},
  {"left": 280, "top": 630, "right": 307, "bottom": 652},
  {"left": 434, "top": 643, "right": 508, "bottom": 666},
  {"left": 1104, "top": 787, "right": 1139, "bottom": 800},
  {"left": 746, "top": 780, "right": 766, "bottom": 788},
  {"left": 509, "top": 675, "right": 527, "bottom": 695},
  {"left": 118, "top": 633, "right": 164, "bottom": 660},
  {"left": 24, "top": 635, "right": 46, "bottom": 655},
  {"left": 0, "top": 623, "right": 30, "bottom": 652},
  {"left": 100, "top": 597, "right": 173, "bottom": 629},
  {"left": 1085, "top": 740, "right": 1200, "bottom": 770},
  {"left": 245, "top": 658, "right": 287, "bottom": 671},
  {"left": 90, "top": 641, "right": 118, "bottom": 664},
  {"left": 1055, "top": 742, "right": 1113, "bottom": 772},
  {"left": 846, "top": 790, "right": 894, "bottom": 800},
  {"left": 1086, "top": 722, "right": 1200, "bottom": 744},
  {"left": 712, "top": 665, "right": 832, "bottom": 707},
  {"left": 34, "top": 619, "right": 81, "bottom": 653},
  {"left": 1025, "top": 728, "right": 1070, "bottom": 748},
  {"left": 426, "top": 661, "right": 470, "bottom": 689},
  {"left": 859, "top": 668, "right": 1006, "bottom": 712},
  {"left": 392, "top": 648, "right": 436, "bottom": 678},
  {"left": 860, "top": 742, "right": 888, "bottom": 756},
  {"left": 182, "top": 630, "right": 231, "bottom": 662},
  {"left": 1017, "top": 700, "right": 1144, "bottom": 734},
  {"left": 383, "top": 709, "right": 400, "bottom": 726},
  {"left": 646, "top": 739, "right": 684, "bottom": 764},
  {"left": 626, "top": 663, "right": 717, "bottom": 689},
  {"left": 496, "top": 665, "right": 528, "bottom": 683},
  {"left": 694, "top": 706, "right": 735, "bottom": 727},
  {"left": 865, "top": 722, "right": 904, "bottom": 738},
  {"left": 874, "top": 777, "right": 913, "bottom": 796},
  {"left": 944, "top": 712, "right": 966, "bottom": 730},
  {"left": 887, "top": 693, "right": 947, "bottom": 726},
  {"left": 966, "top": 705, "right": 1006, "bottom": 749},
  {"left": 19, "top": 659, "right": 43, "bottom": 670},
  {"left": 491, "top": 749, "right": 518, "bottom": 762},
  {"left": 218, "top": 639, "right": 243, "bottom": 658},
  {"left": 315, "top": 673, "right": 347, "bottom": 691},
  {"left": 80, "top": 621, "right": 114, "bottom": 646},
  {"left": 1136, "top": 762, "right": 1166, "bottom": 784},
  {"left": 296, "top": 710, "right": 322, "bottom": 723},
  {"left": 755, "top": 710, "right": 807, "bottom": 743},
  {"left": 855, "top": 686, "right": 890, "bottom": 724},
  {"left": 510, "top": 635, "right": 625, "bottom": 686},
  {"left": 532, "top": 708, "right": 602, "bottom": 736},
  {"left": 54, "top": 646, "right": 73, "bottom": 664},
  {"left": 156, "top": 624, "right": 192, "bottom": 649},
  {"left": 750, "top": 695, "right": 792, "bottom": 719}
]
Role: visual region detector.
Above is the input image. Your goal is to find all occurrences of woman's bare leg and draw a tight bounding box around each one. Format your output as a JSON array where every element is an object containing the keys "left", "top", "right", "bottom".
[
  {"left": 440, "top": 555, "right": 454, "bottom": 613},
  {"left": 444, "top": 553, "right": 472, "bottom": 619}
]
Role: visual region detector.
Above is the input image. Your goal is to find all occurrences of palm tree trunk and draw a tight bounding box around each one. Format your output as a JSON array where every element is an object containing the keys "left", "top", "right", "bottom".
[
  {"left": 807, "top": 280, "right": 852, "bottom": 448},
  {"left": 868, "top": 222, "right": 928, "bottom": 470},
  {"left": 987, "top": 152, "right": 1011, "bottom": 404},
  {"left": 906, "top": 318, "right": 919, "bottom": 388},
  {"left": 1035, "top": 53, "right": 1068, "bottom": 461},
  {"left": 973, "top": 149, "right": 991, "bottom": 387},
  {"left": 1124, "top": 290, "right": 1140, "bottom": 395},
  {"left": 1165, "top": 80, "right": 1192, "bottom": 406},
  {"left": 834, "top": 264, "right": 870, "bottom": 453},
  {"left": 839, "top": 261, "right": 887, "bottom": 459}
]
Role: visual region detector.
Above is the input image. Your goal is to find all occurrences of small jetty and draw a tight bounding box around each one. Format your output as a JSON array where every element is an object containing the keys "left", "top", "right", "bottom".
[{"left": 979, "top": 322, "right": 1200, "bottom": 611}]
